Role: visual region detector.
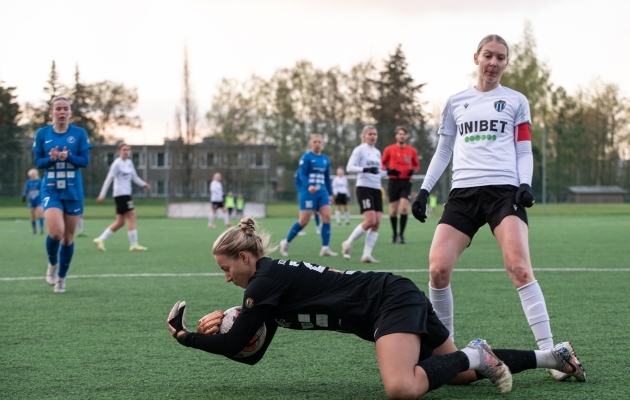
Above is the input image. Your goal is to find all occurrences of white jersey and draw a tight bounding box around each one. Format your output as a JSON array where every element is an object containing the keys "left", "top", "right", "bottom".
[
  {"left": 210, "top": 180, "right": 224, "bottom": 202},
  {"left": 440, "top": 85, "right": 531, "bottom": 188},
  {"left": 346, "top": 143, "right": 386, "bottom": 190},
  {"left": 99, "top": 157, "right": 146, "bottom": 198},
  {"left": 332, "top": 176, "right": 350, "bottom": 196}
]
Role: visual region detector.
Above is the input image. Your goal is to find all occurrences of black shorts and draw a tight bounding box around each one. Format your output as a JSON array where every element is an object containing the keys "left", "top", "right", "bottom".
[
  {"left": 334, "top": 193, "right": 348, "bottom": 205},
  {"left": 212, "top": 201, "right": 224, "bottom": 210},
  {"left": 373, "top": 276, "right": 450, "bottom": 361},
  {"left": 356, "top": 187, "right": 383, "bottom": 213},
  {"left": 115, "top": 195, "right": 134, "bottom": 215},
  {"left": 439, "top": 185, "right": 528, "bottom": 240},
  {"left": 387, "top": 179, "right": 412, "bottom": 202}
]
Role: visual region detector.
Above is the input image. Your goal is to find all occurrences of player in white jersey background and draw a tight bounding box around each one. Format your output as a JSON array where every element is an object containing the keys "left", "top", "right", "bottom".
[
  {"left": 208, "top": 173, "right": 232, "bottom": 228},
  {"left": 94, "top": 143, "right": 151, "bottom": 252},
  {"left": 411, "top": 34, "right": 575, "bottom": 381},
  {"left": 332, "top": 167, "right": 351, "bottom": 225},
  {"left": 341, "top": 125, "right": 387, "bottom": 263}
]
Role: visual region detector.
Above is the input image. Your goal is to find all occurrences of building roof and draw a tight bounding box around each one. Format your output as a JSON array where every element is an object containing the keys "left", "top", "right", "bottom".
[{"left": 568, "top": 186, "right": 628, "bottom": 194}]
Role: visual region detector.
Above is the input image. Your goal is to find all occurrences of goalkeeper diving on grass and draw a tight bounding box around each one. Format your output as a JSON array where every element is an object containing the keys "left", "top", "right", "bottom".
[{"left": 167, "top": 217, "right": 585, "bottom": 399}]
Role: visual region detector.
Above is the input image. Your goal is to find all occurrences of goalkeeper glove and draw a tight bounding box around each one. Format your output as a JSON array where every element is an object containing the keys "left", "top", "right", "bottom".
[
  {"left": 197, "top": 310, "right": 225, "bottom": 335},
  {"left": 411, "top": 189, "right": 429, "bottom": 223},
  {"left": 168, "top": 300, "right": 190, "bottom": 345},
  {"left": 386, "top": 169, "right": 400, "bottom": 177},
  {"left": 515, "top": 183, "right": 535, "bottom": 208},
  {"left": 363, "top": 167, "right": 379, "bottom": 174}
]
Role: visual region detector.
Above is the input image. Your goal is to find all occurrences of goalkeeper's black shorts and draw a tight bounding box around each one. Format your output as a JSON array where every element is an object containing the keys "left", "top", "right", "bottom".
[{"left": 373, "top": 275, "right": 450, "bottom": 362}]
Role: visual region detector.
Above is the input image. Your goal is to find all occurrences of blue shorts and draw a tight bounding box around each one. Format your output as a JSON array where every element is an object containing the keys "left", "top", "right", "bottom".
[
  {"left": 41, "top": 191, "right": 83, "bottom": 216},
  {"left": 299, "top": 191, "right": 330, "bottom": 211},
  {"left": 28, "top": 199, "right": 42, "bottom": 209}
]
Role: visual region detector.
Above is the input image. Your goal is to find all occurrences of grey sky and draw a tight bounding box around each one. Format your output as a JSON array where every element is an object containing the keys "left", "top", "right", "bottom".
[{"left": 1, "top": 0, "right": 628, "bottom": 143}]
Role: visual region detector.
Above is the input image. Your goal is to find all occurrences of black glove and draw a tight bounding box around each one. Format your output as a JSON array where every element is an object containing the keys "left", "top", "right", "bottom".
[
  {"left": 411, "top": 189, "right": 429, "bottom": 223},
  {"left": 408, "top": 170, "right": 414, "bottom": 177},
  {"left": 387, "top": 169, "right": 400, "bottom": 177},
  {"left": 363, "top": 167, "right": 379, "bottom": 174},
  {"left": 515, "top": 183, "right": 535, "bottom": 208},
  {"left": 22, "top": 196, "right": 26, "bottom": 202}
]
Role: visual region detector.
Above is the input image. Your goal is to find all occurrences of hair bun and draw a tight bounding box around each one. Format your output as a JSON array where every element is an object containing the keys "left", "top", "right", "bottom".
[{"left": 238, "top": 218, "right": 256, "bottom": 235}]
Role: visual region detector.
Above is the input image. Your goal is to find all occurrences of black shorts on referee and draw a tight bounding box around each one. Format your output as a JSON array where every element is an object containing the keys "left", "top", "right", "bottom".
[
  {"left": 439, "top": 184, "right": 528, "bottom": 240},
  {"left": 356, "top": 186, "right": 383, "bottom": 213},
  {"left": 387, "top": 179, "right": 412, "bottom": 202},
  {"left": 115, "top": 195, "right": 134, "bottom": 215},
  {"left": 373, "top": 275, "right": 450, "bottom": 361}
]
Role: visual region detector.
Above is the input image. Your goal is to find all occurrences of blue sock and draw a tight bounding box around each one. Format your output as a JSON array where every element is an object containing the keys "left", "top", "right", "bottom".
[
  {"left": 46, "top": 235, "right": 61, "bottom": 265},
  {"left": 58, "top": 242, "right": 74, "bottom": 278},
  {"left": 314, "top": 213, "right": 321, "bottom": 226},
  {"left": 31, "top": 220, "right": 36, "bottom": 231},
  {"left": 321, "top": 223, "right": 331, "bottom": 246},
  {"left": 286, "top": 222, "right": 303, "bottom": 242},
  {"left": 39, "top": 218, "right": 44, "bottom": 231}
]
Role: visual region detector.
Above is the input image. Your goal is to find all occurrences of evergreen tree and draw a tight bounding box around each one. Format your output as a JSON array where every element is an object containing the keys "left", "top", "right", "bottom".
[
  {"left": 0, "top": 80, "right": 24, "bottom": 188},
  {"left": 366, "top": 45, "right": 433, "bottom": 165},
  {"left": 70, "top": 64, "right": 100, "bottom": 142}
]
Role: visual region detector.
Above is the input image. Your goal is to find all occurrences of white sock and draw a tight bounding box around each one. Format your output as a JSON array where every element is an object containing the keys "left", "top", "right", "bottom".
[
  {"left": 345, "top": 211, "right": 350, "bottom": 223},
  {"left": 208, "top": 213, "right": 215, "bottom": 224},
  {"left": 128, "top": 229, "right": 138, "bottom": 246},
  {"left": 362, "top": 230, "right": 378, "bottom": 257},
  {"left": 98, "top": 228, "right": 114, "bottom": 242},
  {"left": 223, "top": 212, "right": 229, "bottom": 225},
  {"left": 429, "top": 283, "right": 454, "bottom": 340},
  {"left": 461, "top": 346, "right": 481, "bottom": 370},
  {"left": 518, "top": 280, "right": 553, "bottom": 350},
  {"left": 77, "top": 218, "right": 83, "bottom": 234},
  {"left": 335, "top": 210, "right": 340, "bottom": 224},
  {"left": 534, "top": 349, "right": 558, "bottom": 369},
  {"left": 346, "top": 224, "right": 366, "bottom": 246}
]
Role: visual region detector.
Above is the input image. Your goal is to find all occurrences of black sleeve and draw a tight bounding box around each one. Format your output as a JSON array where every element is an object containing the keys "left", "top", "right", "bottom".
[
  {"left": 181, "top": 304, "right": 277, "bottom": 365},
  {"left": 224, "top": 317, "right": 279, "bottom": 365}
]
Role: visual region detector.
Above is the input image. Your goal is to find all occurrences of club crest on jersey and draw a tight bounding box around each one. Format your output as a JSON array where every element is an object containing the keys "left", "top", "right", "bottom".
[
  {"left": 245, "top": 297, "right": 255, "bottom": 308},
  {"left": 67, "top": 136, "right": 76, "bottom": 144},
  {"left": 494, "top": 100, "right": 506, "bottom": 112}
]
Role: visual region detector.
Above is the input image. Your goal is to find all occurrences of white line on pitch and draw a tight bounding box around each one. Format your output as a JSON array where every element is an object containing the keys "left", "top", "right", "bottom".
[{"left": 1, "top": 268, "right": 629, "bottom": 281}]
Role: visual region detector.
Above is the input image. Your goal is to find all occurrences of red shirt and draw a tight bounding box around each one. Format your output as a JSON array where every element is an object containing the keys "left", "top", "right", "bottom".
[{"left": 381, "top": 144, "right": 419, "bottom": 179}]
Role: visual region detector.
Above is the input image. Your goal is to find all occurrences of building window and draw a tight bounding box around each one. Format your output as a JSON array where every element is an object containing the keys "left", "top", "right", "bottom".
[
  {"left": 150, "top": 153, "right": 170, "bottom": 169},
  {"left": 250, "top": 151, "right": 265, "bottom": 167},
  {"left": 199, "top": 180, "right": 211, "bottom": 196},
  {"left": 132, "top": 152, "right": 145, "bottom": 169},
  {"left": 150, "top": 180, "right": 167, "bottom": 196},
  {"left": 102, "top": 152, "right": 115, "bottom": 166},
  {"left": 173, "top": 181, "right": 183, "bottom": 197},
  {"left": 200, "top": 153, "right": 215, "bottom": 168}
]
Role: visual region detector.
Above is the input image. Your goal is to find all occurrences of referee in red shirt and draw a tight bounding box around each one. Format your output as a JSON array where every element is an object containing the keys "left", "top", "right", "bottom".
[{"left": 381, "top": 126, "right": 419, "bottom": 243}]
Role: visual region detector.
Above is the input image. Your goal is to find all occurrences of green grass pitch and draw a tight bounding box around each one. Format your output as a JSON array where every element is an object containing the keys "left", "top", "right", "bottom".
[{"left": 1, "top": 203, "right": 629, "bottom": 399}]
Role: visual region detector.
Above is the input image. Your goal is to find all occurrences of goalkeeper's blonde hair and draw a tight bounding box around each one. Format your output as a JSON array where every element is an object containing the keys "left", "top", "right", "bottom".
[{"left": 212, "top": 217, "right": 277, "bottom": 259}]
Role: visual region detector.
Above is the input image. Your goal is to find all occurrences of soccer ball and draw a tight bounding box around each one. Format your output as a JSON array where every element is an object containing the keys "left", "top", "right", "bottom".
[{"left": 219, "top": 306, "right": 267, "bottom": 358}]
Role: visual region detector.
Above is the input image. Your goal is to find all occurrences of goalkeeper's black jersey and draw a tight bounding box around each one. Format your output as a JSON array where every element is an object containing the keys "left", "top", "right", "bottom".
[{"left": 183, "top": 257, "right": 418, "bottom": 364}]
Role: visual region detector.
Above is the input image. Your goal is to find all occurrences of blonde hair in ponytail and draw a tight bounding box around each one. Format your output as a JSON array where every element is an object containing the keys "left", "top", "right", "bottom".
[{"left": 212, "top": 217, "right": 277, "bottom": 259}]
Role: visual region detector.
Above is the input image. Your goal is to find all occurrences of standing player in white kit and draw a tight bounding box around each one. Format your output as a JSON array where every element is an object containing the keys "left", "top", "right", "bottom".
[
  {"left": 411, "top": 34, "right": 575, "bottom": 381},
  {"left": 208, "top": 172, "right": 232, "bottom": 228},
  {"left": 94, "top": 142, "right": 151, "bottom": 252}
]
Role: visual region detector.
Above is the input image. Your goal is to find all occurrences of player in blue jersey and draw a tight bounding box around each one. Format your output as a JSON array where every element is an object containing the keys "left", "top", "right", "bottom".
[
  {"left": 32, "top": 96, "right": 92, "bottom": 293},
  {"left": 280, "top": 134, "right": 337, "bottom": 257},
  {"left": 22, "top": 168, "right": 45, "bottom": 235},
  {"left": 293, "top": 169, "right": 322, "bottom": 236}
]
